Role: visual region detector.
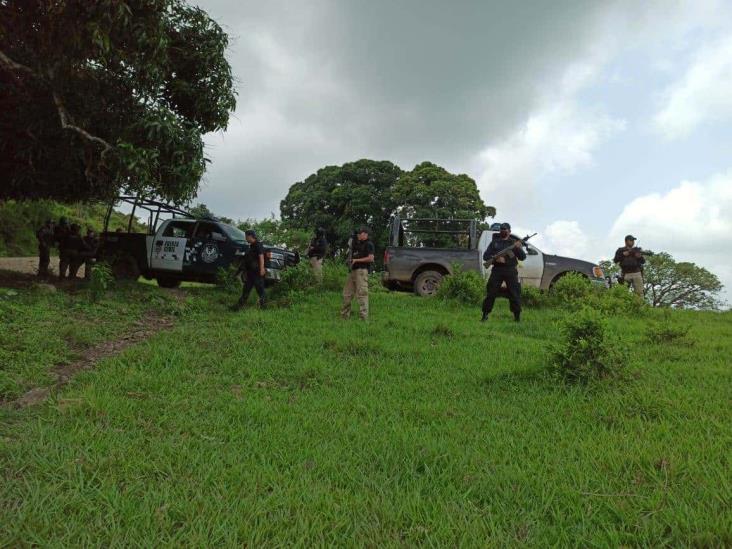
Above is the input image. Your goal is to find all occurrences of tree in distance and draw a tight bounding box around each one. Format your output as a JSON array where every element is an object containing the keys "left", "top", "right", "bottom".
[{"left": 0, "top": 0, "right": 236, "bottom": 204}]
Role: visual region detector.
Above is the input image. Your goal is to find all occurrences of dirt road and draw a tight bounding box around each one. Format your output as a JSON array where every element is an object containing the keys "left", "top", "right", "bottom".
[{"left": 0, "top": 256, "right": 59, "bottom": 276}]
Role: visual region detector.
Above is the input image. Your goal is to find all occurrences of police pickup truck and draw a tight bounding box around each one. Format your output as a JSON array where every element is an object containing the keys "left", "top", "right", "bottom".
[
  {"left": 98, "top": 197, "right": 299, "bottom": 288},
  {"left": 382, "top": 216, "right": 606, "bottom": 296}
]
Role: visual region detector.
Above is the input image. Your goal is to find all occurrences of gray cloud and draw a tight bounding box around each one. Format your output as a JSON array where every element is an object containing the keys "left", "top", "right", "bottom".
[{"left": 193, "top": 0, "right": 618, "bottom": 219}]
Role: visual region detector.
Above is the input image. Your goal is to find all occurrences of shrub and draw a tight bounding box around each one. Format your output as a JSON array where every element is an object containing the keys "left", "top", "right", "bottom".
[
  {"left": 549, "top": 272, "right": 594, "bottom": 305},
  {"left": 645, "top": 322, "right": 691, "bottom": 344},
  {"left": 521, "top": 285, "right": 547, "bottom": 308},
  {"left": 321, "top": 260, "right": 348, "bottom": 291},
  {"left": 593, "top": 284, "right": 645, "bottom": 315},
  {"left": 274, "top": 261, "right": 317, "bottom": 297},
  {"left": 550, "top": 308, "right": 627, "bottom": 384},
  {"left": 436, "top": 266, "right": 484, "bottom": 305},
  {"left": 88, "top": 262, "right": 114, "bottom": 302},
  {"left": 216, "top": 265, "right": 241, "bottom": 294}
]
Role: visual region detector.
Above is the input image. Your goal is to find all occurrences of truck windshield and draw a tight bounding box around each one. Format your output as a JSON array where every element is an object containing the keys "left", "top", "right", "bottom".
[{"left": 221, "top": 224, "right": 247, "bottom": 242}]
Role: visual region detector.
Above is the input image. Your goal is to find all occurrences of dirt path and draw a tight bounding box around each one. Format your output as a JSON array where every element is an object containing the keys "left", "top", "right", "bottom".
[
  {"left": 0, "top": 256, "right": 59, "bottom": 276},
  {"left": 8, "top": 312, "right": 176, "bottom": 409}
]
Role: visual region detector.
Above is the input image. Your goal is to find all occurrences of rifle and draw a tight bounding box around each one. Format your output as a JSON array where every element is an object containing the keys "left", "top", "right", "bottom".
[{"left": 483, "top": 232, "right": 537, "bottom": 268}]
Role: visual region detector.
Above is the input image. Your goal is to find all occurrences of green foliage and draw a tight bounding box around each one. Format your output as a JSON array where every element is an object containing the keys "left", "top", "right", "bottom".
[
  {"left": 0, "top": 200, "right": 145, "bottom": 256},
  {"left": 88, "top": 262, "right": 114, "bottom": 303},
  {"left": 550, "top": 308, "right": 628, "bottom": 384},
  {"left": 643, "top": 252, "right": 724, "bottom": 309},
  {"left": 273, "top": 261, "right": 318, "bottom": 297},
  {"left": 215, "top": 265, "right": 241, "bottom": 294},
  {"left": 550, "top": 272, "right": 594, "bottom": 304},
  {"left": 321, "top": 260, "right": 348, "bottom": 292},
  {"left": 1, "top": 0, "right": 236, "bottom": 203},
  {"left": 645, "top": 321, "right": 691, "bottom": 345},
  {"left": 238, "top": 216, "right": 311, "bottom": 251},
  {"left": 435, "top": 267, "right": 484, "bottom": 305},
  {"left": 521, "top": 285, "right": 547, "bottom": 308}
]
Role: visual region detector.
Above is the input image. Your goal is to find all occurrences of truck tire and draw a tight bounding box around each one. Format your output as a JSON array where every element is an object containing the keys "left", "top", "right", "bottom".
[
  {"left": 414, "top": 270, "right": 443, "bottom": 297},
  {"left": 157, "top": 276, "right": 181, "bottom": 289},
  {"left": 111, "top": 254, "right": 140, "bottom": 281}
]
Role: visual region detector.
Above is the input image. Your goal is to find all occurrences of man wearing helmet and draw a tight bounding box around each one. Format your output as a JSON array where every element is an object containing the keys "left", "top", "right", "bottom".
[{"left": 481, "top": 222, "right": 526, "bottom": 322}]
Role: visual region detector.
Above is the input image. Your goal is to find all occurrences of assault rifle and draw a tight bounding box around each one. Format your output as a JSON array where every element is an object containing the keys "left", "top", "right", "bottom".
[{"left": 483, "top": 232, "right": 537, "bottom": 268}]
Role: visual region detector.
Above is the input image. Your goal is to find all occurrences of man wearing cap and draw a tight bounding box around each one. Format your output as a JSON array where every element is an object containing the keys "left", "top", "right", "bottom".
[
  {"left": 307, "top": 227, "right": 328, "bottom": 283},
  {"left": 481, "top": 222, "right": 526, "bottom": 322},
  {"left": 233, "top": 229, "right": 267, "bottom": 309},
  {"left": 341, "top": 226, "right": 374, "bottom": 320},
  {"left": 613, "top": 235, "right": 645, "bottom": 297}
]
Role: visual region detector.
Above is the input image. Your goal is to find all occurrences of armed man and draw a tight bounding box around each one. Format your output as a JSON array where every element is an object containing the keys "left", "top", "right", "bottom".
[
  {"left": 66, "top": 224, "right": 86, "bottom": 279},
  {"left": 481, "top": 222, "right": 526, "bottom": 322},
  {"left": 54, "top": 217, "right": 70, "bottom": 279},
  {"left": 341, "top": 226, "right": 374, "bottom": 320},
  {"left": 82, "top": 228, "right": 100, "bottom": 280},
  {"left": 307, "top": 227, "right": 328, "bottom": 282},
  {"left": 36, "top": 219, "right": 55, "bottom": 278},
  {"left": 613, "top": 234, "right": 645, "bottom": 297},
  {"left": 232, "top": 229, "right": 267, "bottom": 310}
]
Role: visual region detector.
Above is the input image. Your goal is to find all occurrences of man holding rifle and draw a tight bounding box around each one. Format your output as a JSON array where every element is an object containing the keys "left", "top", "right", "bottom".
[
  {"left": 613, "top": 234, "right": 646, "bottom": 297},
  {"left": 481, "top": 222, "right": 526, "bottom": 322}
]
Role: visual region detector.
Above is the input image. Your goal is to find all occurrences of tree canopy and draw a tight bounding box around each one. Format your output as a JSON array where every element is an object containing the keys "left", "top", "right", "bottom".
[
  {"left": 0, "top": 0, "right": 236, "bottom": 204},
  {"left": 600, "top": 252, "right": 724, "bottom": 309},
  {"left": 280, "top": 159, "right": 494, "bottom": 255}
]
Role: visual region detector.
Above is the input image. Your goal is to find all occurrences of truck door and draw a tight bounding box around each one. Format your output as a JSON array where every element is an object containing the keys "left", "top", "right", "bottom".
[
  {"left": 518, "top": 243, "right": 543, "bottom": 288},
  {"left": 150, "top": 220, "right": 193, "bottom": 272},
  {"left": 185, "top": 221, "right": 231, "bottom": 278}
]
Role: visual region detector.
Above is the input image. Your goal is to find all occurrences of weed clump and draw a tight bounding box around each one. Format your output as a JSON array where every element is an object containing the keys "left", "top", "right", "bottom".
[
  {"left": 550, "top": 308, "right": 627, "bottom": 384},
  {"left": 521, "top": 285, "right": 547, "bottom": 308},
  {"left": 216, "top": 265, "right": 241, "bottom": 294},
  {"left": 88, "top": 263, "right": 113, "bottom": 302},
  {"left": 431, "top": 323, "right": 454, "bottom": 339},
  {"left": 550, "top": 272, "right": 594, "bottom": 304},
  {"left": 645, "top": 322, "right": 691, "bottom": 345},
  {"left": 436, "top": 267, "right": 483, "bottom": 305}
]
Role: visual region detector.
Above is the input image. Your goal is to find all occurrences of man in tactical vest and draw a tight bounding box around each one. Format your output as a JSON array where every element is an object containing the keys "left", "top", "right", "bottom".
[
  {"left": 233, "top": 229, "right": 267, "bottom": 310},
  {"left": 481, "top": 222, "right": 526, "bottom": 322},
  {"left": 307, "top": 227, "right": 328, "bottom": 282},
  {"left": 54, "top": 217, "right": 71, "bottom": 279},
  {"left": 82, "top": 228, "right": 100, "bottom": 280},
  {"left": 66, "top": 224, "right": 87, "bottom": 279},
  {"left": 36, "top": 219, "right": 55, "bottom": 278},
  {"left": 613, "top": 234, "right": 645, "bottom": 297},
  {"left": 341, "top": 226, "right": 374, "bottom": 320}
]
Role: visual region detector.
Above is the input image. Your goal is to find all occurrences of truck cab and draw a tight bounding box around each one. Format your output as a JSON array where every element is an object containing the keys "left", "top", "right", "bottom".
[{"left": 98, "top": 197, "right": 298, "bottom": 288}]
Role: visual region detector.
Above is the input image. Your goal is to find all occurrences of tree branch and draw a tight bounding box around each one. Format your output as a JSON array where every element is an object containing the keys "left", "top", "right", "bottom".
[
  {"left": 0, "top": 49, "right": 36, "bottom": 76},
  {"left": 51, "top": 89, "right": 113, "bottom": 156}
]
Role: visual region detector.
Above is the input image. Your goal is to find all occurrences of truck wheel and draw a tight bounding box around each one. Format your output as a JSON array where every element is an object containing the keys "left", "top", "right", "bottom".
[
  {"left": 157, "top": 277, "right": 181, "bottom": 289},
  {"left": 111, "top": 255, "right": 140, "bottom": 281},
  {"left": 414, "top": 270, "right": 443, "bottom": 297}
]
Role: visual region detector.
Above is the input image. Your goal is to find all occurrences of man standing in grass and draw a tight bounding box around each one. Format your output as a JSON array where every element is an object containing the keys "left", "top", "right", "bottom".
[
  {"left": 36, "top": 219, "right": 54, "bottom": 278},
  {"left": 341, "top": 226, "right": 374, "bottom": 320},
  {"left": 307, "top": 227, "right": 328, "bottom": 283},
  {"left": 481, "top": 222, "right": 526, "bottom": 322},
  {"left": 233, "top": 229, "right": 267, "bottom": 310},
  {"left": 614, "top": 234, "right": 645, "bottom": 297}
]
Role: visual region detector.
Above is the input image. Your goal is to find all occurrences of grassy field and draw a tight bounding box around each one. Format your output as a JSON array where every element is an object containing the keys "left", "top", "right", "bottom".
[{"left": 1, "top": 279, "right": 730, "bottom": 546}]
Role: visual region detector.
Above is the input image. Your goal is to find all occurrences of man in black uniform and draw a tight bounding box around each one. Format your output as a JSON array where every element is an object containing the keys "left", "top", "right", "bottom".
[
  {"left": 82, "top": 228, "right": 100, "bottom": 280},
  {"left": 613, "top": 234, "right": 645, "bottom": 297},
  {"left": 54, "top": 217, "right": 71, "bottom": 279},
  {"left": 306, "top": 227, "right": 328, "bottom": 282},
  {"left": 66, "top": 224, "right": 86, "bottom": 279},
  {"left": 36, "top": 219, "right": 55, "bottom": 278},
  {"left": 341, "top": 226, "right": 375, "bottom": 320},
  {"left": 481, "top": 222, "right": 526, "bottom": 322},
  {"left": 233, "top": 229, "right": 267, "bottom": 310}
]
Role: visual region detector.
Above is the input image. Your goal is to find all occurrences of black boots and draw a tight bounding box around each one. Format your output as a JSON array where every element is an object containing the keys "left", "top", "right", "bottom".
[
  {"left": 514, "top": 312, "right": 521, "bottom": 322},
  {"left": 481, "top": 312, "right": 489, "bottom": 322}
]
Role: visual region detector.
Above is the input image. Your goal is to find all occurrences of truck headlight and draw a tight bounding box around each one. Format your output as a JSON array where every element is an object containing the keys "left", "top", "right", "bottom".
[{"left": 593, "top": 266, "right": 604, "bottom": 278}]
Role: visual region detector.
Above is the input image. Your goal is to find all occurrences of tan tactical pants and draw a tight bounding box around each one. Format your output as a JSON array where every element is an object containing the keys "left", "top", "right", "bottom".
[
  {"left": 624, "top": 271, "right": 644, "bottom": 297},
  {"left": 341, "top": 268, "right": 369, "bottom": 319},
  {"left": 310, "top": 257, "right": 323, "bottom": 282}
]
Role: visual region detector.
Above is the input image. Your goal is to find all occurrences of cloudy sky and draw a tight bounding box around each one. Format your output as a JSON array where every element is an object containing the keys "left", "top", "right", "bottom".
[{"left": 194, "top": 0, "right": 732, "bottom": 302}]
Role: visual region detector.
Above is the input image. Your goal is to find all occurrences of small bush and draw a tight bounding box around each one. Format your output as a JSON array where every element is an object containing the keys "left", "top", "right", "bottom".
[
  {"left": 550, "top": 308, "right": 627, "bottom": 384},
  {"left": 646, "top": 323, "right": 691, "bottom": 344},
  {"left": 550, "top": 272, "right": 594, "bottom": 304},
  {"left": 216, "top": 265, "right": 241, "bottom": 294},
  {"left": 88, "top": 262, "right": 113, "bottom": 302},
  {"left": 593, "top": 284, "right": 645, "bottom": 315},
  {"left": 436, "top": 267, "right": 484, "bottom": 305},
  {"left": 274, "top": 261, "right": 318, "bottom": 297},
  {"left": 431, "top": 323, "right": 454, "bottom": 339},
  {"left": 321, "top": 260, "right": 348, "bottom": 291},
  {"left": 521, "top": 285, "right": 547, "bottom": 308}
]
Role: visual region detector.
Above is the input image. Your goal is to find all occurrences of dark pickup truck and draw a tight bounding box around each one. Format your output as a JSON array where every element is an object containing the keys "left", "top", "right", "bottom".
[
  {"left": 98, "top": 197, "right": 299, "bottom": 288},
  {"left": 382, "top": 216, "right": 606, "bottom": 296}
]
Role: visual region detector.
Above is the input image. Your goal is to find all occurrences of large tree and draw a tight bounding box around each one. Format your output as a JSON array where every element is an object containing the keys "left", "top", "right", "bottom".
[
  {"left": 280, "top": 159, "right": 403, "bottom": 255},
  {"left": 599, "top": 252, "right": 724, "bottom": 309},
  {"left": 0, "top": 0, "right": 236, "bottom": 204},
  {"left": 280, "top": 159, "right": 495, "bottom": 256}
]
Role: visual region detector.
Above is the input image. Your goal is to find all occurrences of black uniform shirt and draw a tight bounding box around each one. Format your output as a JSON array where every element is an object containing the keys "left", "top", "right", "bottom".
[
  {"left": 244, "top": 240, "right": 265, "bottom": 272},
  {"left": 308, "top": 237, "right": 328, "bottom": 259},
  {"left": 483, "top": 237, "right": 527, "bottom": 268},
  {"left": 351, "top": 239, "right": 375, "bottom": 270},
  {"left": 613, "top": 247, "right": 645, "bottom": 274},
  {"left": 36, "top": 226, "right": 54, "bottom": 248}
]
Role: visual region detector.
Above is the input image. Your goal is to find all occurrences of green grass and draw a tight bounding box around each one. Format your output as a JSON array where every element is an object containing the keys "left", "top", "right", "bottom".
[{"left": 1, "top": 284, "right": 731, "bottom": 546}]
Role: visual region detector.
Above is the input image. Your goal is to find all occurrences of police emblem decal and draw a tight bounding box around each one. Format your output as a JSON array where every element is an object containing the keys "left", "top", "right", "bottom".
[{"left": 201, "top": 242, "right": 219, "bottom": 263}]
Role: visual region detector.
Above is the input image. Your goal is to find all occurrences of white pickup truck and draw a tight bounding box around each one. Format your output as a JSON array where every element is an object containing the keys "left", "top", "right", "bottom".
[
  {"left": 98, "top": 197, "right": 298, "bottom": 288},
  {"left": 382, "top": 216, "right": 606, "bottom": 296}
]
